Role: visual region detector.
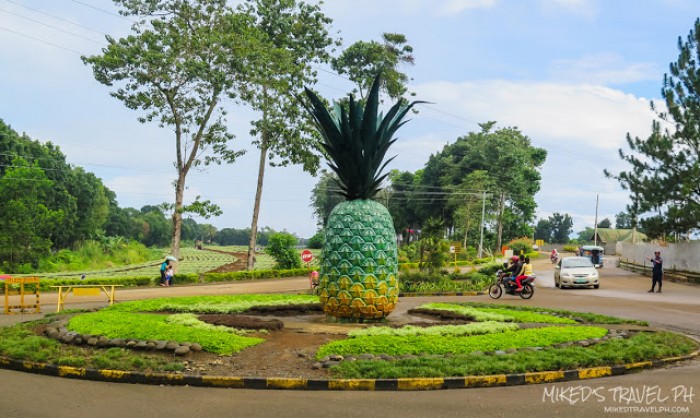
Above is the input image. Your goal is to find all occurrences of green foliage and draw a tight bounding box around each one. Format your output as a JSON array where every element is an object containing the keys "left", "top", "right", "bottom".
[
  {"left": 105, "top": 294, "right": 318, "bottom": 314},
  {"left": 348, "top": 322, "right": 519, "bottom": 338},
  {"left": 506, "top": 237, "right": 534, "bottom": 255},
  {"left": 316, "top": 326, "right": 607, "bottom": 358},
  {"left": 265, "top": 233, "right": 302, "bottom": 269},
  {"left": 331, "top": 32, "right": 415, "bottom": 100},
  {"left": 399, "top": 270, "right": 492, "bottom": 293},
  {"left": 607, "top": 18, "right": 700, "bottom": 239},
  {"left": 536, "top": 213, "right": 574, "bottom": 244},
  {"left": 67, "top": 311, "right": 263, "bottom": 355},
  {"left": 203, "top": 267, "right": 312, "bottom": 282},
  {"left": 330, "top": 331, "right": 697, "bottom": 378},
  {"left": 165, "top": 313, "right": 264, "bottom": 336},
  {"left": 419, "top": 303, "right": 578, "bottom": 324},
  {"left": 306, "top": 231, "right": 324, "bottom": 249},
  {"left": 455, "top": 302, "right": 648, "bottom": 325}
]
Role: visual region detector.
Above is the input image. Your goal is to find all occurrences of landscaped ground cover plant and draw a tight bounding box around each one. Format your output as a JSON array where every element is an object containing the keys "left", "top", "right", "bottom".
[
  {"left": 67, "top": 311, "right": 263, "bottom": 355},
  {"left": 417, "top": 303, "right": 578, "bottom": 324},
  {"left": 0, "top": 320, "right": 183, "bottom": 371},
  {"left": 330, "top": 331, "right": 697, "bottom": 378},
  {"left": 398, "top": 264, "right": 499, "bottom": 293},
  {"left": 453, "top": 302, "right": 648, "bottom": 325},
  {"left": 105, "top": 294, "right": 318, "bottom": 314},
  {"left": 348, "top": 322, "right": 519, "bottom": 338},
  {"left": 316, "top": 326, "right": 608, "bottom": 358}
]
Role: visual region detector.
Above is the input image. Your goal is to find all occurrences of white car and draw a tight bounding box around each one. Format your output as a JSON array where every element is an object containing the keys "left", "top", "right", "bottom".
[{"left": 554, "top": 257, "right": 600, "bottom": 289}]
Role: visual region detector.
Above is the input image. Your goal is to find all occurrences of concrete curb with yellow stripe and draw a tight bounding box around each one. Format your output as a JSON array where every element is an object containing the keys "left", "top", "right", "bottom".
[{"left": 1, "top": 349, "right": 697, "bottom": 390}]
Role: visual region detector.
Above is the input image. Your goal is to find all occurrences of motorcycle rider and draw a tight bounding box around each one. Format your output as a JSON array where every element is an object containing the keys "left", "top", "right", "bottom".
[
  {"left": 503, "top": 255, "right": 524, "bottom": 289},
  {"left": 550, "top": 249, "right": 559, "bottom": 263}
]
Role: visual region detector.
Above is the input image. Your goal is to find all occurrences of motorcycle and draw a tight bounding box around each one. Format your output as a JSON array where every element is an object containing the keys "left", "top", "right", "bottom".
[
  {"left": 488, "top": 269, "right": 535, "bottom": 299},
  {"left": 550, "top": 254, "right": 559, "bottom": 264}
]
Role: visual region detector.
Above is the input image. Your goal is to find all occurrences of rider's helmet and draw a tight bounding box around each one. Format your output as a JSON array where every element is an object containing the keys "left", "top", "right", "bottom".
[{"left": 510, "top": 256, "right": 519, "bottom": 263}]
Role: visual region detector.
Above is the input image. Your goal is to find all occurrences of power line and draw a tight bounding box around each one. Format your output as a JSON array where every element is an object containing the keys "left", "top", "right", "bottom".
[
  {"left": 0, "top": 6, "right": 105, "bottom": 45},
  {"left": 69, "top": 0, "right": 137, "bottom": 23},
  {"left": 0, "top": 24, "right": 82, "bottom": 54},
  {"left": 2, "top": 0, "right": 108, "bottom": 36}
]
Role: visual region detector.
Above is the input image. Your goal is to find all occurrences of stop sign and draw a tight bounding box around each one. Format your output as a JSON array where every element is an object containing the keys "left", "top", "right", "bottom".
[{"left": 300, "top": 249, "right": 313, "bottom": 263}]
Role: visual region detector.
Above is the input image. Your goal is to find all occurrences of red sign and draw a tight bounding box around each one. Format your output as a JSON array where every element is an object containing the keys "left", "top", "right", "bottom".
[{"left": 300, "top": 249, "right": 313, "bottom": 263}]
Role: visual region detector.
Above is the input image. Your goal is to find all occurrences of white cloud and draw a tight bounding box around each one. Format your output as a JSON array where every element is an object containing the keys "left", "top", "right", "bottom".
[
  {"left": 549, "top": 53, "right": 658, "bottom": 85},
  {"left": 412, "top": 80, "right": 655, "bottom": 150},
  {"left": 541, "top": 0, "right": 598, "bottom": 18},
  {"left": 438, "top": 0, "right": 498, "bottom": 16}
]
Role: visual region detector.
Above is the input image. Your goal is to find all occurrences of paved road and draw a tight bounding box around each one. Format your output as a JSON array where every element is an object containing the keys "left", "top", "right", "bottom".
[{"left": 1, "top": 257, "right": 699, "bottom": 418}]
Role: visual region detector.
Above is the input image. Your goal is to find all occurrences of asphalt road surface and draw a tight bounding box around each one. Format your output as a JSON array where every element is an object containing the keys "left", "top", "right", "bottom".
[{"left": 1, "top": 256, "right": 699, "bottom": 418}]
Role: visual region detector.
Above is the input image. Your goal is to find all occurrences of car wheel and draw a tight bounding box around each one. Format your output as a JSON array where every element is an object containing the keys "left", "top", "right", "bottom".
[
  {"left": 593, "top": 284, "right": 599, "bottom": 289},
  {"left": 555, "top": 280, "right": 560, "bottom": 288}
]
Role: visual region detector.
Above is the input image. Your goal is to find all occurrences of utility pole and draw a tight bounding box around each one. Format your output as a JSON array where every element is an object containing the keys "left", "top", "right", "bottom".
[
  {"left": 478, "top": 191, "right": 486, "bottom": 258},
  {"left": 593, "top": 194, "right": 599, "bottom": 246}
]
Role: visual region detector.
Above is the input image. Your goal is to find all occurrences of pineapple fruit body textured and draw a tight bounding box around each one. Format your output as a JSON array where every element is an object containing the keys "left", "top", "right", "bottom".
[{"left": 318, "top": 199, "right": 399, "bottom": 322}]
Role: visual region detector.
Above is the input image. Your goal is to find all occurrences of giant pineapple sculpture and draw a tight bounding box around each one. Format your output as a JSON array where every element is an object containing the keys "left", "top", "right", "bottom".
[{"left": 303, "top": 76, "right": 420, "bottom": 322}]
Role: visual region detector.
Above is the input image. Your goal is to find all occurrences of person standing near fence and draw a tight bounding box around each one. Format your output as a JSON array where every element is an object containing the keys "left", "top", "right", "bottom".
[{"left": 648, "top": 251, "right": 663, "bottom": 293}]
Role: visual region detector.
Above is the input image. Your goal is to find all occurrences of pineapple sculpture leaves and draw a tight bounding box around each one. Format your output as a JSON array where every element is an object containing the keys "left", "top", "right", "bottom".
[{"left": 303, "top": 76, "right": 421, "bottom": 322}]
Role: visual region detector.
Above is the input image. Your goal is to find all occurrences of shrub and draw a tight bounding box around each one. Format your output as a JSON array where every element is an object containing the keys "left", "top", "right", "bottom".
[
  {"left": 265, "top": 233, "right": 302, "bottom": 269},
  {"left": 563, "top": 245, "right": 578, "bottom": 253},
  {"left": 306, "top": 231, "right": 324, "bottom": 249},
  {"left": 506, "top": 237, "right": 534, "bottom": 255}
]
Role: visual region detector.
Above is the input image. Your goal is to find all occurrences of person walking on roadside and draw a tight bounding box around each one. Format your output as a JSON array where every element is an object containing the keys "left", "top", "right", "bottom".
[
  {"left": 160, "top": 259, "right": 170, "bottom": 287},
  {"left": 648, "top": 250, "right": 663, "bottom": 293}
]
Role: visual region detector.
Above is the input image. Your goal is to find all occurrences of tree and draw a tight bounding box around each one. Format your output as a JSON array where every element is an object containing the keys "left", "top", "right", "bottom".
[
  {"left": 82, "top": 0, "right": 257, "bottom": 258},
  {"left": 606, "top": 18, "right": 700, "bottom": 240},
  {"left": 331, "top": 32, "right": 415, "bottom": 100},
  {"left": 310, "top": 171, "right": 345, "bottom": 227},
  {"left": 265, "top": 232, "right": 301, "bottom": 269},
  {"left": 549, "top": 213, "right": 574, "bottom": 244},
  {"left": 535, "top": 219, "right": 554, "bottom": 243},
  {"left": 238, "top": 0, "right": 335, "bottom": 270},
  {"left": 418, "top": 122, "right": 546, "bottom": 249},
  {"left": 615, "top": 211, "right": 633, "bottom": 229},
  {"left": 0, "top": 158, "right": 64, "bottom": 269},
  {"left": 597, "top": 218, "right": 611, "bottom": 229}
]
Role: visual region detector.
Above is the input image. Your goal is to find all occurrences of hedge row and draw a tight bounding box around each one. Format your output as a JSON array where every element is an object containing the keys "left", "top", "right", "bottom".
[{"left": 4, "top": 267, "right": 315, "bottom": 292}]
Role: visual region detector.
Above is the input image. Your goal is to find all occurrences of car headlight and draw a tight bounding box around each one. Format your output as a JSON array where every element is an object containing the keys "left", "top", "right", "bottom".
[{"left": 561, "top": 273, "right": 572, "bottom": 279}]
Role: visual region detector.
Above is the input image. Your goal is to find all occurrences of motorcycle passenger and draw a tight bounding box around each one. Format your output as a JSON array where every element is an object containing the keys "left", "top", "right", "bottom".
[
  {"left": 550, "top": 249, "right": 559, "bottom": 263},
  {"left": 515, "top": 257, "right": 533, "bottom": 292}
]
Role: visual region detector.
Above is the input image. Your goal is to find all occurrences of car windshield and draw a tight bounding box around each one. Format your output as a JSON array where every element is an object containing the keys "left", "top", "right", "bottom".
[{"left": 562, "top": 258, "right": 594, "bottom": 269}]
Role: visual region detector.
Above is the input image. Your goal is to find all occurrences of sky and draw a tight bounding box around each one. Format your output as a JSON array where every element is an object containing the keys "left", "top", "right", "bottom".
[{"left": 0, "top": 0, "right": 695, "bottom": 239}]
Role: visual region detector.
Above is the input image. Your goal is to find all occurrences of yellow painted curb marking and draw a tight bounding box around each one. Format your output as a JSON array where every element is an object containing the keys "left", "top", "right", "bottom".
[
  {"left": 398, "top": 378, "right": 444, "bottom": 390},
  {"left": 625, "top": 361, "right": 652, "bottom": 370},
  {"left": 201, "top": 376, "right": 245, "bottom": 388},
  {"left": 267, "top": 378, "right": 307, "bottom": 389},
  {"left": 99, "top": 369, "right": 130, "bottom": 379},
  {"left": 525, "top": 371, "right": 564, "bottom": 384},
  {"left": 465, "top": 375, "right": 507, "bottom": 387},
  {"left": 58, "top": 366, "right": 85, "bottom": 377},
  {"left": 328, "top": 379, "right": 375, "bottom": 391},
  {"left": 579, "top": 367, "right": 611, "bottom": 380}
]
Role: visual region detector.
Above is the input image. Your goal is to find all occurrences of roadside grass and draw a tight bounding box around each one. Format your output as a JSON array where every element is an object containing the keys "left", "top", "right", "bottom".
[
  {"left": 330, "top": 331, "right": 698, "bottom": 378},
  {"left": 67, "top": 310, "right": 264, "bottom": 355},
  {"left": 165, "top": 313, "right": 266, "bottom": 336},
  {"left": 349, "top": 322, "right": 520, "bottom": 338},
  {"left": 106, "top": 294, "right": 318, "bottom": 314},
  {"left": 419, "top": 303, "right": 577, "bottom": 324},
  {"left": 0, "top": 320, "right": 183, "bottom": 372},
  {"left": 316, "top": 326, "right": 608, "bottom": 358},
  {"left": 453, "top": 302, "right": 648, "bottom": 325}
]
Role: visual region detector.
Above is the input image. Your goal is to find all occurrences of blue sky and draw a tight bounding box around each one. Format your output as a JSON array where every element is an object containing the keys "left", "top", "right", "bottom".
[{"left": 0, "top": 0, "right": 695, "bottom": 238}]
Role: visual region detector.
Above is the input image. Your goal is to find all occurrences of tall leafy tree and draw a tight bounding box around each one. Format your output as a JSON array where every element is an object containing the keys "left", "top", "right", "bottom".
[
  {"left": 550, "top": 212, "right": 574, "bottom": 244},
  {"left": 615, "top": 211, "right": 633, "bottom": 229},
  {"left": 82, "top": 0, "right": 259, "bottom": 257},
  {"left": 597, "top": 218, "right": 612, "bottom": 229},
  {"left": 310, "top": 171, "right": 345, "bottom": 228},
  {"left": 0, "top": 158, "right": 64, "bottom": 268},
  {"left": 418, "top": 122, "right": 546, "bottom": 249},
  {"left": 332, "top": 32, "right": 415, "bottom": 100},
  {"left": 607, "top": 18, "right": 700, "bottom": 239},
  {"left": 237, "top": 0, "right": 335, "bottom": 270}
]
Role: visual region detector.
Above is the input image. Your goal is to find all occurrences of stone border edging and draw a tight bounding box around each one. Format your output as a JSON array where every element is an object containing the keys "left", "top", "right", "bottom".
[{"left": 1, "top": 348, "right": 697, "bottom": 391}]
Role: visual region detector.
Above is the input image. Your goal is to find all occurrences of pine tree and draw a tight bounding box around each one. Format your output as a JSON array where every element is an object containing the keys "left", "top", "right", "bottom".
[{"left": 607, "top": 18, "right": 700, "bottom": 240}]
